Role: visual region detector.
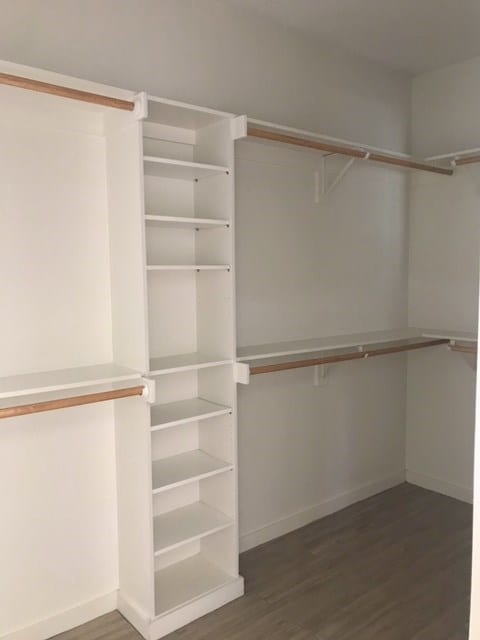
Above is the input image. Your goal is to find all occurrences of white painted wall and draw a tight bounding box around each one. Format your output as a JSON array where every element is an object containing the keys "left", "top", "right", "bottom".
[
  {"left": 236, "top": 141, "right": 409, "bottom": 547},
  {"left": 0, "top": 1, "right": 412, "bottom": 636},
  {"left": 407, "top": 60, "right": 480, "bottom": 502}
]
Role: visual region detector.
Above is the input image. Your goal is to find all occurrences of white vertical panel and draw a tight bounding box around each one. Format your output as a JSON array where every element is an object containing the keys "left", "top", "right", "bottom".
[{"left": 105, "top": 116, "right": 149, "bottom": 373}]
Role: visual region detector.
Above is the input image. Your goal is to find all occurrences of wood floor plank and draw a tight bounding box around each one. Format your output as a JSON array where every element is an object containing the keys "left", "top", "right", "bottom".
[{"left": 50, "top": 484, "right": 471, "bottom": 640}]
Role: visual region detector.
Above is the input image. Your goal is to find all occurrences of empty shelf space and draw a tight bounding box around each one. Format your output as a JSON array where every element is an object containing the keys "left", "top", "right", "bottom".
[
  {"left": 144, "top": 215, "right": 230, "bottom": 229},
  {"left": 154, "top": 554, "right": 235, "bottom": 616},
  {"left": 151, "top": 398, "right": 231, "bottom": 431},
  {"left": 153, "top": 503, "right": 232, "bottom": 555},
  {"left": 146, "top": 97, "right": 232, "bottom": 130},
  {"left": 146, "top": 264, "right": 230, "bottom": 272},
  {"left": 149, "top": 353, "right": 232, "bottom": 375},
  {"left": 0, "top": 362, "right": 141, "bottom": 400},
  {"left": 144, "top": 156, "right": 229, "bottom": 180},
  {"left": 152, "top": 450, "right": 233, "bottom": 493}
]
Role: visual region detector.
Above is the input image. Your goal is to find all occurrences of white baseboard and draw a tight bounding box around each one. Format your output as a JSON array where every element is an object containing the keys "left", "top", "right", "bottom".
[
  {"left": 1, "top": 591, "right": 117, "bottom": 640},
  {"left": 406, "top": 470, "right": 473, "bottom": 504},
  {"left": 117, "top": 592, "right": 150, "bottom": 638},
  {"left": 239, "top": 472, "right": 406, "bottom": 552}
]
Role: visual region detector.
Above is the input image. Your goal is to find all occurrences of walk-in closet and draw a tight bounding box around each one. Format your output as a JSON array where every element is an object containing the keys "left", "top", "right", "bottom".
[{"left": 0, "top": 2, "right": 479, "bottom": 640}]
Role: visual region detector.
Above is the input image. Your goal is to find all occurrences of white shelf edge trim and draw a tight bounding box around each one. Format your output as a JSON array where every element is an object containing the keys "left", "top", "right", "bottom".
[
  {"left": 146, "top": 265, "right": 230, "bottom": 272},
  {"left": 151, "top": 398, "right": 231, "bottom": 431},
  {"left": 144, "top": 215, "right": 230, "bottom": 229},
  {"left": 152, "top": 450, "right": 233, "bottom": 494},
  {"left": 149, "top": 356, "right": 233, "bottom": 376},
  {"left": 144, "top": 156, "right": 229, "bottom": 175},
  {"left": 153, "top": 503, "right": 233, "bottom": 555}
]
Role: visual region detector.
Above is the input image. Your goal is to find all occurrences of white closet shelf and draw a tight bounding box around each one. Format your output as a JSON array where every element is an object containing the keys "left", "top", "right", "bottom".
[
  {"left": 154, "top": 554, "right": 236, "bottom": 616},
  {"left": 152, "top": 450, "right": 233, "bottom": 493},
  {"left": 149, "top": 353, "right": 232, "bottom": 375},
  {"left": 146, "top": 264, "right": 230, "bottom": 272},
  {"left": 237, "top": 328, "right": 476, "bottom": 362},
  {"left": 153, "top": 503, "right": 232, "bottom": 555},
  {"left": 0, "top": 362, "right": 141, "bottom": 400},
  {"left": 419, "top": 328, "right": 477, "bottom": 343},
  {"left": 144, "top": 215, "right": 230, "bottom": 229},
  {"left": 144, "top": 156, "right": 229, "bottom": 180},
  {"left": 151, "top": 398, "right": 231, "bottom": 431},
  {"left": 237, "top": 329, "right": 420, "bottom": 362}
]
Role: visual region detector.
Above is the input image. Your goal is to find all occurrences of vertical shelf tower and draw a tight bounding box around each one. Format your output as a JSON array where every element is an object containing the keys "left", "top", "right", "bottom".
[{"left": 116, "top": 95, "right": 245, "bottom": 639}]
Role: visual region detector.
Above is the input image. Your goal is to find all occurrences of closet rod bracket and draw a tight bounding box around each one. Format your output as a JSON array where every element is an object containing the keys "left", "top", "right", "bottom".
[
  {"left": 133, "top": 92, "right": 148, "bottom": 120},
  {"left": 141, "top": 377, "right": 156, "bottom": 403}
]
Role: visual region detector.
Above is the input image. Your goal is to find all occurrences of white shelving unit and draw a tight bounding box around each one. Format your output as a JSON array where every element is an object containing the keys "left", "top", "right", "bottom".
[{"left": 114, "top": 95, "right": 244, "bottom": 639}]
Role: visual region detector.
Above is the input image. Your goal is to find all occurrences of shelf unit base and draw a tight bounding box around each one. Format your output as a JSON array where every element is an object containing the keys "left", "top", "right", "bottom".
[{"left": 118, "top": 576, "right": 244, "bottom": 640}]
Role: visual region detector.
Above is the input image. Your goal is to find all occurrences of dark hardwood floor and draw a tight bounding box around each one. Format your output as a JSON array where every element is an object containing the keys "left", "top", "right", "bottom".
[{"left": 52, "top": 483, "right": 472, "bottom": 640}]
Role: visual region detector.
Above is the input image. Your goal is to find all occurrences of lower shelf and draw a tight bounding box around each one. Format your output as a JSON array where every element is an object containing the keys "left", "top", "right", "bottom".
[
  {"left": 155, "top": 554, "right": 235, "bottom": 616},
  {"left": 152, "top": 450, "right": 233, "bottom": 493},
  {"left": 153, "top": 502, "right": 232, "bottom": 555}
]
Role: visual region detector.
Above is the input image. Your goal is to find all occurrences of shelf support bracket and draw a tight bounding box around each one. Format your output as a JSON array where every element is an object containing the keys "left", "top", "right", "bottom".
[
  {"left": 313, "top": 365, "right": 328, "bottom": 386},
  {"left": 323, "top": 157, "right": 356, "bottom": 196},
  {"left": 231, "top": 115, "right": 248, "bottom": 140},
  {"left": 234, "top": 362, "right": 250, "bottom": 385}
]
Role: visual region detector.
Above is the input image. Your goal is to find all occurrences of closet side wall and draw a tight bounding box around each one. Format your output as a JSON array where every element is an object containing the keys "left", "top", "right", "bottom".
[{"left": 407, "top": 59, "right": 480, "bottom": 502}]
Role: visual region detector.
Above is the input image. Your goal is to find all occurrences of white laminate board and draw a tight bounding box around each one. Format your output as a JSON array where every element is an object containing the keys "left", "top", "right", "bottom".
[
  {"left": 151, "top": 398, "right": 231, "bottom": 431},
  {"left": 237, "top": 329, "right": 420, "bottom": 361},
  {"left": 154, "top": 554, "right": 234, "bottom": 615},
  {"left": 152, "top": 450, "right": 232, "bottom": 493},
  {"left": 145, "top": 215, "right": 229, "bottom": 229},
  {"left": 0, "top": 363, "right": 141, "bottom": 399},
  {"left": 144, "top": 157, "right": 229, "bottom": 180},
  {"left": 149, "top": 354, "right": 231, "bottom": 375},
  {"left": 153, "top": 503, "right": 232, "bottom": 554},
  {"left": 146, "top": 265, "right": 230, "bottom": 271}
]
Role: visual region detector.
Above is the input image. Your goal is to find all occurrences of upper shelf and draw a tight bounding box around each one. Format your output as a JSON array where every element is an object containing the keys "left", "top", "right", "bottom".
[
  {"left": 144, "top": 156, "right": 230, "bottom": 180},
  {"left": 237, "top": 328, "right": 477, "bottom": 378},
  {"left": 245, "top": 118, "right": 453, "bottom": 176},
  {"left": 149, "top": 353, "right": 232, "bottom": 376},
  {"left": 237, "top": 329, "right": 420, "bottom": 362},
  {"left": 0, "top": 363, "right": 141, "bottom": 400},
  {"left": 146, "top": 96, "right": 233, "bottom": 130}
]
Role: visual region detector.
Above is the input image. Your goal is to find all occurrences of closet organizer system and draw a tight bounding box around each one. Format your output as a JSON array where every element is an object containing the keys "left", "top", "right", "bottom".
[{"left": 0, "top": 63, "right": 477, "bottom": 639}]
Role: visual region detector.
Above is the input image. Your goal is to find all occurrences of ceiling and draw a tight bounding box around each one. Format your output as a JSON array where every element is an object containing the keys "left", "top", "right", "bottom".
[{"left": 225, "top": 0, "right": 480, "bottom": 74}]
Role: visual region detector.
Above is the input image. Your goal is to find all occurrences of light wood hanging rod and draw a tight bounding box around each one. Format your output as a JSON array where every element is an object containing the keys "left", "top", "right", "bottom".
[
  {"left": 0, "top": 385, "right": 145, "bottom": 420},
  {"left": 450, "top": 343, "right": 477, "bottom": 355},
  {"left": 250, "top": 338, "right": 449, "bottom": 375},
  {"left": 247, "top": 127, "right": 453, "bottom": 176},
  {"left": 0, "top": 72, "right": 136, "bottom": 112},
  {"left": 454, "top": 155, "right": 480, "bottom": 167}
]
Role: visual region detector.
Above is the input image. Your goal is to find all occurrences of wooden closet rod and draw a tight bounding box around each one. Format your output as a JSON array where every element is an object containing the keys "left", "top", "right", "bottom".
[
  {"left": 247, "top": 127, "right": 454, "bottom": 176},
  {"left": 0, "top": 72, "right": 136, "bottom": 112},
  {"left": 455, "top": 155, "right": 480, "bottom": 167},
  {"left": 250, "top": 338, "right": 449, "bottom": 375},
  {"left": 0, "top": 385, "right": 145, "bottom": 420},
  {"left": 450, "top": 343, "right": 477, "bottom": 354}
]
